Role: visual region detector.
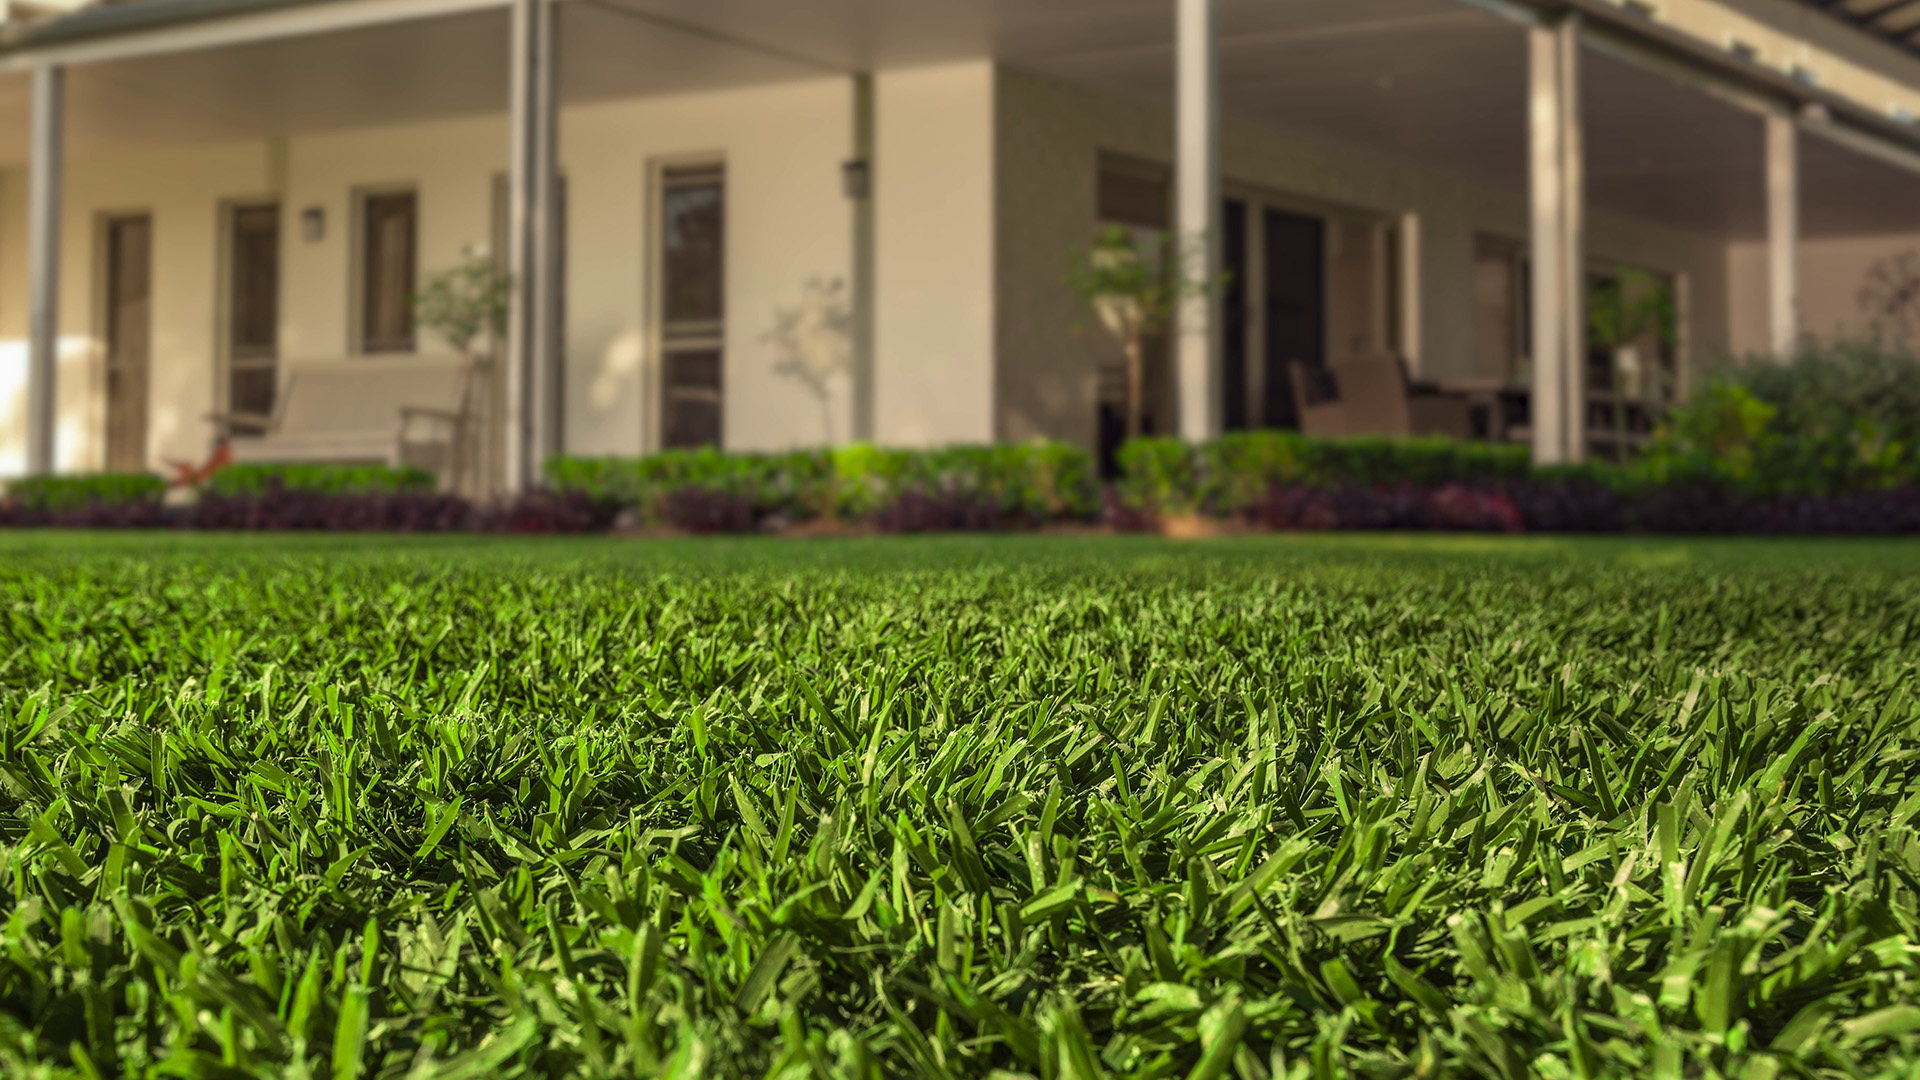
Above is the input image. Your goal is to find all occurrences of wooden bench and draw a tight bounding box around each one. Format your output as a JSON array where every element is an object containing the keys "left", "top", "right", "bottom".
[{"left": 212, "top": 356, "right": 475, "bottom": 486}]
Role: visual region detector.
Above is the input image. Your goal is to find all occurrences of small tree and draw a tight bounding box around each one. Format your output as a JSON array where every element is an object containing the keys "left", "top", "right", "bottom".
[
  {"left": 416, "top": 248, "right": 511, "bottom": 361},
  {"left": 1067, "top": 226, "right": 1220, "bottom": 440}
]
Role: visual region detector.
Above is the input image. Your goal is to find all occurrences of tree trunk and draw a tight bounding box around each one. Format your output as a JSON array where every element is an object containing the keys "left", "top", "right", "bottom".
[{"left": 1125, "top": 329, "right": 1145, "bottom": 440}]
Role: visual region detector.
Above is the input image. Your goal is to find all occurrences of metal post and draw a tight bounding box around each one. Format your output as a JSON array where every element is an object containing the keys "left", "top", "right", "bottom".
[
  {"left": 1175, "top": 0, "right": 1221, "bottom": 442},
  {"left": 1528, "top": 17, "right": 1584, "bottom": 465},
  {"left": 26, "top": 65, "right": 64, "bottom": 477},
  {"left": 1766, "top": 111, "right": 1799, "bottom": 358},
  {"left": 1397, "top": 212, "right": 1422, "bottom": 375},
  {"left": 1558, "top": 17, "right": 1586, "bottom": 462},
  {"left": 530, "top": 0, "right": 560, "bottom": 468},
  {"left": 850, "top": 73, "right": 876, "bottom": 443},
  {"left": 505, "top": 0, "right": 557, "bottom": 492}
]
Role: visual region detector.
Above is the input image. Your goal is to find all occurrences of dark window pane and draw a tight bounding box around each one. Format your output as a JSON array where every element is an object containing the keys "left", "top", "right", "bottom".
[
  {"left": 664, "top": 398, "right": 722, "bottom": 449},
  {"left": 662, "top": 175, "right": 724, "bottom": 324},
  {"left": 664, "top": 349, "right": 722, "bottom": 448},
  {"left": 362, "top": 192, "right": 417, "bottom": 352},
  {"left": 230, "top": 367, "right": 276, "bottom": 419},
  {"left": 666, "top": 350, "right": 721, "bottom": 391},
  {"left": 231, "top": 205, "right": 279, "bottom": 358},
  {"left": 1098, "top": 165, "right": 1169, "bottom": 230}
]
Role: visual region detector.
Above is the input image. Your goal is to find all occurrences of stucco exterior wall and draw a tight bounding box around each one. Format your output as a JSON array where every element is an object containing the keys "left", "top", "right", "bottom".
[
  {"left": 991, "top": 65, "right": 1732, "bottom": 447},
  {"left": 1727, "top": 231, "right": 1920, "bottom": 356},
  {"left": 0, "top": 76, "right": 857, "bottom": 476},
  {"left": 872, "top": 62, "right": 997, "bottom": 447}
]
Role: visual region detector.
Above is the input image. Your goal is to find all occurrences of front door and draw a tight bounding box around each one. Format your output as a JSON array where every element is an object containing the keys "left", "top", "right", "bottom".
[
  {"left": 1262, "top": 207, "right": 1325, "bottom": 430},
  {"left": 104, "top": 215, "right": 153, "bottom": 472},
  {"left": 1222, "top": 203, "right": 1327, "bottom": 431}
]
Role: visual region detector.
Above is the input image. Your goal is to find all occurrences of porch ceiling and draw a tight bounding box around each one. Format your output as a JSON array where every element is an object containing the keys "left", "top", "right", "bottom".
[{"left": 0, "top": 0, "right": 1916, "bottom": 240}]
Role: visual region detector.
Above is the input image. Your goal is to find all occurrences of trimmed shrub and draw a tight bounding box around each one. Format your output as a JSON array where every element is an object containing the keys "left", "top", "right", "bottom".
[
  {"left": 1120, "top": 433, "right": 1535, "bottom": 518},
  {"left": 548, "top": 441, "right": 1100, "bottom": 530},
  {"left": 5, "top": 472, "right": 166, "bottom": 512},
  {"left": 205, "top": 463, "right": 438, "bottom": 498}
]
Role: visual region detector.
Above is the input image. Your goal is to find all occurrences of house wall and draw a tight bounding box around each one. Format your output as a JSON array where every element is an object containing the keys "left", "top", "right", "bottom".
[
  {"left": 991, "top": 65, "right": 1732, "bottom": 447},
  {"left": 872, "top": 62, "right": 998, "bottom": 447},
  {"left": 1727, "top": 231, "right": 1920, "bottom": 356},
  {"left": 0, "top": 76, "right": 859, "bottom": 476}
]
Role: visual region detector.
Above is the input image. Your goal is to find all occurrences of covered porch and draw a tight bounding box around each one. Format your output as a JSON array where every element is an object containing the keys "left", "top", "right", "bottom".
[{"left": 3, "top": 0, "right": 1920, "bottom": 486}]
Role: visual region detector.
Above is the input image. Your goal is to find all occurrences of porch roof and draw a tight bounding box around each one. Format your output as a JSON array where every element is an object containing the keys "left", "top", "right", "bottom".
[
  {"left": 0, "top": 0, "right": 1918, "bottom": 242},
  {"left": 1795, "top": 0, "right": 1920, "bottom": 57}
]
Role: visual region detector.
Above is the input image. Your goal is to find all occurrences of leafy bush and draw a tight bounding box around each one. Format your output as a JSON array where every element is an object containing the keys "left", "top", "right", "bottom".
[
  {"left": 206, "top": 462, "right": 438, "bottom": 498},
  {"left": 1720, "top": 336, "right": 1920, "bottom": 445},
  {"left": 4, "top": 472, "right": 165, "bottom": 512},
  {"left": 546, "top": 448, "right": 834, "bottom": 525},
  {"left": 548, "top": 441, "right": 1100, "bottom": 530},
  {"left": 1118, "top": 433, "right": 1532, "bottom": 517},
  {"left": 1640, "top": 373, "right": 1917, "bottom": 497}
]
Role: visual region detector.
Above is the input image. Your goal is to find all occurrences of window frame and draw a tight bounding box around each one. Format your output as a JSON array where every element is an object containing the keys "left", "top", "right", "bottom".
[
  {"left": 649, "top": 158, "right": 727, "bottom": 451},
  {"left": 219, "top": 199, "right": 282, "bottom": 423},
  {"left": 352, "top": 185, "right": 419, "bottom": 356}
]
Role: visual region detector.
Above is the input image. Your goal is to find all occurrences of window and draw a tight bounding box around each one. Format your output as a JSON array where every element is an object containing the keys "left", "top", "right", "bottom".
[
  {"left": 659, "top": 164, "right": 725, "bottom": 448},
  {"left": 360, "top": 191, "right": 417, "bottom": 353},
  {"left": 1473, "top": 236, "right": 1529, "bottom": 382},
  {"left": 227, "top": 203, "right": 280, "bottom": 419},
  {"left": 1097, "top": 156, "right": 1170, "bottom": 231}
]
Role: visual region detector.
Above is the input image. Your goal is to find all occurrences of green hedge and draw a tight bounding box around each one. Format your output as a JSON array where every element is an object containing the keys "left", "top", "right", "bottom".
[
  {"left": 546, "top": 442, "right": 1101, "bottom": 525},
  {"left": 3, "top": 473, "right": 166, "bottom": 512},
  {"left": 1117, "top": 432, "right": 1533, "bottom": 514},
  {"left": 204, "top": 463, "right": 437, "bottom": 498}
]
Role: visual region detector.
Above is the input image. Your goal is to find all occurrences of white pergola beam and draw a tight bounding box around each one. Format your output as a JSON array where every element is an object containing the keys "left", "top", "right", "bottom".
[
  {"left": 1767, "top": 111, "right": 1800, "bottom": 358},
  {"left": 1175, "top": 0, "right": 1221, "bottom": 442},
  {"left": 26, "top": 64, "right": 63, "bottom": 477},
  {"left": 1528, "top": 15, "right": 1585, "bottom": 466},
  {"left": 0, "top": 0, "right": 511, "bottom": 74}
]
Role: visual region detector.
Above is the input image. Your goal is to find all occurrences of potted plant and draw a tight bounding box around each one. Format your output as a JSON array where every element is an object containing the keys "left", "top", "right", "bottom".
[{"left": 1588, "top": 268, "right": 1677, "bottom": 452}]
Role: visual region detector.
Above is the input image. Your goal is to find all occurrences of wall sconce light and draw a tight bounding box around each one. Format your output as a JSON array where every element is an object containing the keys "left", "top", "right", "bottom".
[
  {"left": 841, "top": 159, "right": 871, "bottom": 201},
  {"left": 300, "top": 206, "right": 326, "bottom": 242}
]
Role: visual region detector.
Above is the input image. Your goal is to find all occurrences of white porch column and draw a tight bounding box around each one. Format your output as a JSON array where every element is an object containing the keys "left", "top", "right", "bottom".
[
  {"left": 1528, "top": 16, "right": 1586, "bottom": 465},
  {"left": 850, "top": 73, "right": 877, "bottom": 443},
  {"left": 1175, "top": 0, "right": 1221, "bottom": 442},
  {"left": 504, "top": 0, "right": 558, "bottom": 492},
  {"left": 26, "top": 65, "right": 64, "bottom": 477},
  {"left": 1766, "top": 111, "right": 1799, "bottom": 358}
]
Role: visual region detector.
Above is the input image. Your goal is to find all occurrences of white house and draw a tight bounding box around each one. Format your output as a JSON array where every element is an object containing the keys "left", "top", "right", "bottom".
[{"left": 2, "top": 0, "right": 1919, "bottom": 490}]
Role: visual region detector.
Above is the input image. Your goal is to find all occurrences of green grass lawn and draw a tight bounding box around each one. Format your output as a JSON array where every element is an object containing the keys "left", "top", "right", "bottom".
[{"left": 2, "top": 532, "right": 1918, "bottom": 1078}]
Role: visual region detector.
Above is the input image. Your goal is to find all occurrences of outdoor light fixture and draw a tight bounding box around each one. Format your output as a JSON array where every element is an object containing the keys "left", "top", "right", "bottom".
[
  {"left": 842, "top": 159, "right": 871, "bottom": 200},
  {"left": 301, "top": 206, "right": 326, "bottom": 242}
]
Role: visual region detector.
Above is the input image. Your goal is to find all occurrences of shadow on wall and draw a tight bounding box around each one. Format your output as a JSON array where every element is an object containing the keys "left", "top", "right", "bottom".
[
  {"left": 766, "top": 277, "right": 853, "bottom": 444},
  {"left": 0, "top": 337, "right": 98, "bottom": 478},
  {"left": 1861, "top": 253, "right": 1920, "bottom": 346}
]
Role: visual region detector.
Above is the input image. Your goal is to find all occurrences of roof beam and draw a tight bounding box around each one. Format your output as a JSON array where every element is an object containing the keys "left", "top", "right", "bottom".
[{"left": 0, "top": 0, "right": 510, "bottom": 73}]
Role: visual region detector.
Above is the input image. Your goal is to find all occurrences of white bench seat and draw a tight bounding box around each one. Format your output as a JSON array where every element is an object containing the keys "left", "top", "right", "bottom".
[{"left": 214, "top": 355, "right": 474, "bottom": 482}]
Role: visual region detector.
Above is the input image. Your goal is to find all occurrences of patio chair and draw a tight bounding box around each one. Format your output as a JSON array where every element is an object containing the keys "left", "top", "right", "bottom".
[
  {"left": 208, "top": 355, "right": 477, "bottom": 490},
  {"left": 1290, "top": 354, "right": 1474, "bottom": 440},
  {"left": 1288, "top": 362, "right": 1349, "bottom": 437}
]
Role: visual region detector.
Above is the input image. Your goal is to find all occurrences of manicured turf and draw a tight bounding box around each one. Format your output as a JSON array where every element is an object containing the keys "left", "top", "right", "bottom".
[{"left": 2, "top": 532, "right": 1919, "bottom": 1078}]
